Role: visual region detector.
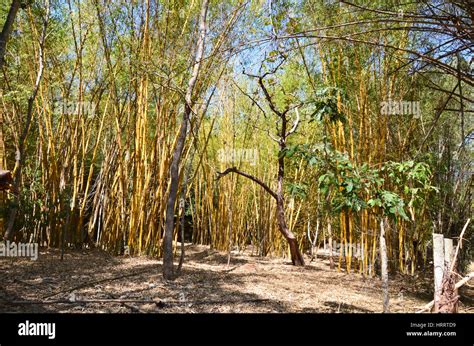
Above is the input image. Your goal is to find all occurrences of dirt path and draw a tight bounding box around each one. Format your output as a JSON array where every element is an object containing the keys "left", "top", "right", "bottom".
[{"left": 0, "top": 245, "right": 471, "bottom": 313}]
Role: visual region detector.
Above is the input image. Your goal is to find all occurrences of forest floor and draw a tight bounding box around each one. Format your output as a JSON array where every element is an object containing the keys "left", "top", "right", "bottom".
[{"left": 1, "top": 244, "right": 472, "bottom": 313}]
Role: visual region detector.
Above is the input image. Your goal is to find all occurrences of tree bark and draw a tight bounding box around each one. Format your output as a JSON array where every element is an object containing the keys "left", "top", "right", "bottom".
[
  {"left": 276, "top": 196, "right": 304, "bottom": 265},
  {"left": 163, "top": 0, "right": 209, "bottom": 280},
  {"left": 0, "top": 0, "right": 21, "bottom": 71},
  {"left": 275, "top": 108, "right": 304, "bottom": 266}
]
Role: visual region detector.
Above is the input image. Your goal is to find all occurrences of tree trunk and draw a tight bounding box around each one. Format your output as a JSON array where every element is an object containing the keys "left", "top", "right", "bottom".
[
  {"left": 307, "top": 219, "right": 312, "bottom": 258},
  {"left": 276, "top": 148, "right": 304, "bottom": 264},
  {"left": 314, "top": 219, "right": 319, "bottom": 260},
  {"left": 162, "top": 0, "right": 209, "bottom": 280},
  {"left": 275, "top": 106, "right": 304, "bottom": 266},
  {"left": 276, "top": 197, "right": 304, "bottom": 265},
  {"left": 0, "top": 0, "right": 21, "bottom": 71},
  {"left": 328, "top": 222, "right": 334, "bottom": 269}
]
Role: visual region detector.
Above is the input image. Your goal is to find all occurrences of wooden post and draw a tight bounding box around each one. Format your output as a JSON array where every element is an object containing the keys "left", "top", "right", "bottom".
[
  {"left": 444, "top": 238, "right": 454, "bottom": 269},
  {"left": 442, "top": 237, "right": 457, "bottom": 312},
  {"left": 433, "top": 233, "right": 444, "bottom": 311}
]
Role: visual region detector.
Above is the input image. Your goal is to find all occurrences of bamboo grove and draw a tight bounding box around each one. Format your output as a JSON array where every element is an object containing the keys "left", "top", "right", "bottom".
[{"left": 0, "top": 0, "right": 472, "bottom": 278}]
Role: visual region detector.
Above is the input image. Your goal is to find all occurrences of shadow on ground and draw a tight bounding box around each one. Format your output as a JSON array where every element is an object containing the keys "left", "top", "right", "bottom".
[{"left": 0, "top": 247, "right": 289, "bottom": 313}]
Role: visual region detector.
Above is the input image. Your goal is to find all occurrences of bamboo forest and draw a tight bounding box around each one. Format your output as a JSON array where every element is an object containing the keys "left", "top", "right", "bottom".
[{"left": 0, "top": 0, "right": 472, "bottom": 316}]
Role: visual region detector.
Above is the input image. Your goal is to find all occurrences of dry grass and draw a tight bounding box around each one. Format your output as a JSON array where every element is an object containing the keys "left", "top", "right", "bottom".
[{"left": 0, "top": 245, "right": 472, "bottom": 313}]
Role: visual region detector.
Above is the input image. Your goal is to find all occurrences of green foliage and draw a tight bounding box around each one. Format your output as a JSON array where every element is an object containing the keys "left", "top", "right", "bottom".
[
  {"left": 382, "top": 160, "right": 438, "bottom": 210},
  {"left": 308, "top": 87, "right": 346, "bottom": 123},
  {"left": 290, "top": 145, "right": 435, "bottom": 221},
  {"left": 286, "top": 182, "right": 308, "bottom": 199},
  {"left": 376, "top": 190, "right": 409, "bottom": 221}
]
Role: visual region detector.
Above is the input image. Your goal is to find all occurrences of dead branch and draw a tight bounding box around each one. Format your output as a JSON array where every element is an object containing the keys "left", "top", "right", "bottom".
[
  {"left": 217, "top": 166, "right": 278, "bottom": 200},
  {"left": 450, "top": 218, "right": 471, "bottom": 272},
  {"left": 285, "top": 107, "right": 300, "bottom": 137},
  {"left": 42, "top": 268, "right": 153, "bottom": 300},
  {"left": 4, "top": 298, "right": 270, "bottom": 307},
  {"left": 416, "top": 272, "right": 474, "bottom": 313}
]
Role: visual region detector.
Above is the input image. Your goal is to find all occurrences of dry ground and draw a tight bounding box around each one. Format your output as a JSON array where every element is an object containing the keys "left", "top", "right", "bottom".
[{"left": 0, "top": 244, "right": 472, "bottom": 313}]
